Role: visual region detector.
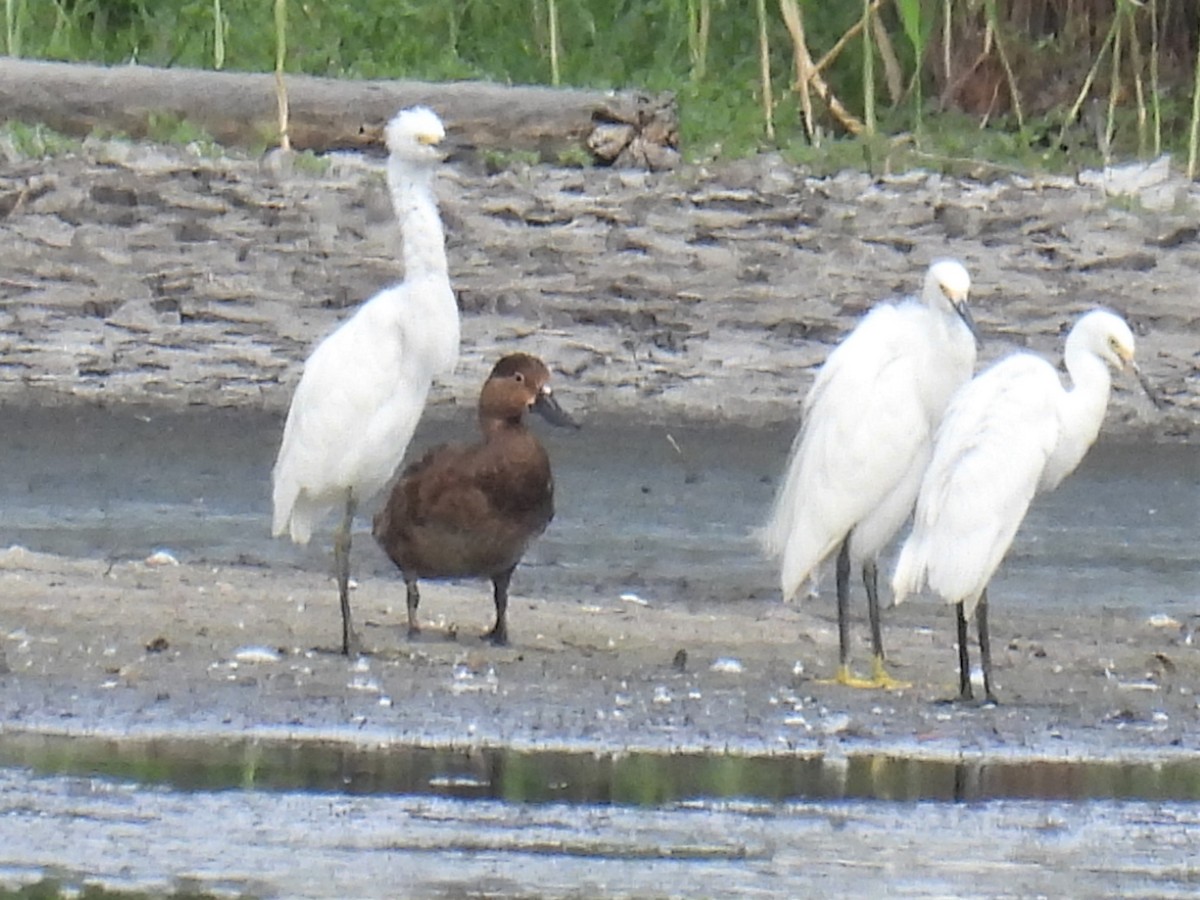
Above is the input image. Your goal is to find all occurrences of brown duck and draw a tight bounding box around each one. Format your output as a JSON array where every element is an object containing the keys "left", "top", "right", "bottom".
[{"left": 372, "top": 353, "right": 578, "bottom": 645}]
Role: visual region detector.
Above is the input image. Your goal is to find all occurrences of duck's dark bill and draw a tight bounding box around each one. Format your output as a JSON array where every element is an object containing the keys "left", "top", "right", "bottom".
[{"left": 533, "top": 391, "right": 580, "bottom": 429}]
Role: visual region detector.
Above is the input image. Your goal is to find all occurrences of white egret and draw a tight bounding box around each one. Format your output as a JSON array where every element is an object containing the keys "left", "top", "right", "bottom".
[
  {"left": 272, "top": 106, "right": 460, "bottom": 656},
  {"left": 892, "top": 309, "right": 1160, "bottom": 703},
  {"left": 762, "top": 260, "right": 979, "bottom": 688}
]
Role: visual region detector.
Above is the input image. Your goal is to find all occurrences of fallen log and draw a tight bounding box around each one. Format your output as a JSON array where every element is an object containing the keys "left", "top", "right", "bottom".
[{"left": 0, "top": 58, "right": 679, "bottom": 169}]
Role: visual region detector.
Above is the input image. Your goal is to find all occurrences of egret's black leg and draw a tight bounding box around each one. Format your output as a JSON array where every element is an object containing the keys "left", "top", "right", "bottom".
[
  {"left": 977, "top": 589, "right": 997, "bottom": 704},
  {"left": 835, "top": 536, "right": 853, "bottom": 681},
  {"left": 405, "top": 578, "right": 421, "bottom": 638},
  {"left": 820, "top": 537, "right": 874, "bottom": 687},
  {"left": 864, "top": 560, "right": 910, "bottom": 689},
  {"left": 865, "top": 559, "right": 884, "bottom": 662},
  {"left": 483, "top": 566, "right": 515, "bottom": 646},
  {"left": 334, "top": 492, "right": 360, "bottom": 656},
  {"left": 956, "top": 601, "right": 973, "bottom": 701}
]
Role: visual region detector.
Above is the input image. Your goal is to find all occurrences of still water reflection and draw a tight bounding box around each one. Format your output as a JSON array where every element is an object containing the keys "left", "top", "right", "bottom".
[{"left": 2, "top": 732, "right": 1198, "bottom": 805}]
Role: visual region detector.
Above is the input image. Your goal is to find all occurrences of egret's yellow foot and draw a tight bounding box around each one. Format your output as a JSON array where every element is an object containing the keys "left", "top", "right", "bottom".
[
  {"left": 816, "top": 663, "right": 878, "bottom": 689},
  {"left": 868, "top": 654, "right": 911, "bottom": 690}
]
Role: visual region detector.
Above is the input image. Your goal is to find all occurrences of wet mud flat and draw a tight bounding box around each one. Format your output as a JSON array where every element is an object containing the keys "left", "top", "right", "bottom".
[
  {"left": 1, "top": 535, "right": 1196, "bottom": 761},
  {"left": 0, "top": 137, "right": 1196, "bottom": 435},
  {"left": 0, "top": 406, "right": 1197, "bottom": 895},
  {"left": 0, "top": 138, "right": 1198, "bottom": 895},
  {"left": 1, "top": 532, "right": 1199, "bottom": 897}
]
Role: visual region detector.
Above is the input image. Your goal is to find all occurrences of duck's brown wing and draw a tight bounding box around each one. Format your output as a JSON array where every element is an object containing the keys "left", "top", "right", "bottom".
[
  {"left": 371, "top": 442, "right": 472, "bottom": 552},
  {"left": 373, "top": 439, "right": 552, "bottom": 579}
]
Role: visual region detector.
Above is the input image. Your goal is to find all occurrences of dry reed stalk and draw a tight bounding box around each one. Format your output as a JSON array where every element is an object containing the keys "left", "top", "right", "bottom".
[
  {"left": 812, "top": 0, "right": 886, "bottom": 77},
  {"left": 1150, "top": 0, "right": 1162, "bottom": 155},
  {"left": 212, "top": 0, "right": 225, "bottom": 70},
  {"left": 756, "top": 0, "right": 774, "bottom": 138},
  {"left": 274, "top": 0, "right": 289, "bottom": 151},
  {"left": 942, "top": 0, "right": 953, "bottom": 83},
  {"left": 1056, "top": 12, "right": 1121, "bottom": 151},
  {"left": 548, "top": 0, "right": 561, "bottom": 87},
  {"left": 777, "top": 0, "right": 815, "bottom": 141},
  {"left": 862, "top": 0, "right": 876, "bottom": 133},
  {"left": 1105, "top": 2, "right": 1124, "bottom": 163},
  {"left": 688, "top": 0, "right": 711, "bottom": 82},
  {"left": 1124, "top": 1, "right": 1149, "bottom": 158},
  {"left": 776, "top": 0, "right": 866, "bottom": 137},
  {"left": 871, "top": 8, "right": 904, "bottom": 105},
  {"left": 1188, "top": 7, "right": 1200, "bottom": 177},
  {"left": 983, "top": 0, "right": 1025, "bottom": 130}
]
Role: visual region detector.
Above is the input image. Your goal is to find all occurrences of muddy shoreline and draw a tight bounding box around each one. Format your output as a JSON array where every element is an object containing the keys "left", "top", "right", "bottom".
[
  {"left": 0, "top": 406, "right": 1195, "bottom": 765},
  {"left": 0, "top": 140, "right": 1197, "bottom": 773},
  {"left": 0, "top": 539, "right": 1196, "bottom": 762},
  {"left": 0, "top": 138, "right": 1195, "bottom": 435}
]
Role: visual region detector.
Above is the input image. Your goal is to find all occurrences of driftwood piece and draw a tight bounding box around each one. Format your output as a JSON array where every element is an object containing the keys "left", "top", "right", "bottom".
[{"left": 0, "top": 58, "right": 679, "bottom": 169}]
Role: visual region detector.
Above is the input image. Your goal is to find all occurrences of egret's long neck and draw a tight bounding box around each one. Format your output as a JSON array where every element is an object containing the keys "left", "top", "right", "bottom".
[
  {"left": 919, "top": 285, "right": 977, "bottom": 419},
  {"left": 388, "top": 157, "right": 447, "bottom": 281},
  {"left": 1054, "top": 347, "right": 1114, "bottom": 479}
]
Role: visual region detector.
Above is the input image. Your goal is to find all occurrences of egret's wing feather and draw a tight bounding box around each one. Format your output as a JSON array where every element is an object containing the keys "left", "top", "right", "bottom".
[
  {"left": 272, "top": 288, "right": 417, "bottom": 540},
  {"left": 893, "top": 354, "right": 1061, "bottom": 614},
  {"left": 764, "top": 304, "right": 933, "bottom": 598}
]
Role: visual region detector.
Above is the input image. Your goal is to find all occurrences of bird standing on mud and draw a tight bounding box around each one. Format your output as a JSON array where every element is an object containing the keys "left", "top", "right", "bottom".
[
  {"left": 272, "top": 106, "right": 459, "bottom": 656},
  {"left": 762, "top": 259, "right": 979, "bottom": 688},
  {"left": 892, "top": 309, "right": 1160, "bottom": 704},
  {"left": 373, "top": 353, "right": 578, "bottom": 647}
]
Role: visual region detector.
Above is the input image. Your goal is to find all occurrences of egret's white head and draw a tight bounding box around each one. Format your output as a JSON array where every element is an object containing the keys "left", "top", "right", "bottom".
[
  {"left": 924, "top": 259, "right": 978, "bottom": 344},
  {"left": 385, "top": 106, "right": 446, "bottom": 164},
  {"left": 1068, "top": 309, "right": 1162, "bottom": 407},
  {"left": 1070, "top": 309, "right": 1136, "bottom": 370}
]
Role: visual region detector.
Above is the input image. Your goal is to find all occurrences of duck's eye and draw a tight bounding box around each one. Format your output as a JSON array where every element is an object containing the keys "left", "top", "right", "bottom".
[{"left": 513, "top": 372, "right": 525, "bottom": 383}]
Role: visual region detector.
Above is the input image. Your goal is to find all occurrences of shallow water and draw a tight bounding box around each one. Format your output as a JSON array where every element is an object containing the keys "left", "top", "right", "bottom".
[
  {"left": 3, "top": 732, "right": 1200, "bottom": 804},
  {"left": 0, "top": 733, "right": 1199, "bottom": 898},
  {"left": 0, "top": 405, "right": 1195, "bottom": 616}
]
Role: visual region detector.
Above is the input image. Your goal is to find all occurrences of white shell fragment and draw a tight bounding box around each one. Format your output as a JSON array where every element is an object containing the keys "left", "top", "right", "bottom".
[{"left": 233, "top": 645, "right": 281, "bottom": 663}]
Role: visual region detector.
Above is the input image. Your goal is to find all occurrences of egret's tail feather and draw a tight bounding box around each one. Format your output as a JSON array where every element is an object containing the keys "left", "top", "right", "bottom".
[
  {"left": 272, "top": 484, "right": 315, "bottom": 546},
  {"left": 890, "top": 540, "right": 925, "bottom": 606}
]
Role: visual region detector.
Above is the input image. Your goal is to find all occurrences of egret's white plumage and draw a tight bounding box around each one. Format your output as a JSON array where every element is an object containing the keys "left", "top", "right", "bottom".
[
  {"left": 892, "top": 308, "right": 1155, "bottom": 702},
  {"left": 762, "top": 259, "right": 978, "bottom": 687},
  {"left": 271, "top": 105, "right": 459, "bottom": 655}
]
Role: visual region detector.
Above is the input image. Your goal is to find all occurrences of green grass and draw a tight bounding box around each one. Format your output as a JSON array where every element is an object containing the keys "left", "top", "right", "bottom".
[
  {"left": 2, "top": 1, "right": 1197, "bottom": 172},
  {"left": 144, "top": 111, "right": 215, "bottom": 149},
  {"left": 0, "top": 880, "right": 243, "bottom": 900},
  {"left": 0, "top": 120, "right": 80, "bottom": 157}
]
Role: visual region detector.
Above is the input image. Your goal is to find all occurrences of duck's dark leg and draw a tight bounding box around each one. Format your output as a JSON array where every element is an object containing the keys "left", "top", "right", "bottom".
[
  {"left": 864, "top": 559, "right": 910, "bottom": 689},
  {"left": 976, "top": 589, "right": 997, "bottom": 704},
  {"left": 405, "top": 578, "right": 421, "bottom": 638},
  {"left": 333, "top": 492, "right": 360, "bottom": 656},
  {"left": 956, "top": 601, "right": 973, "bottom": 701},
  {"left": 483, "top": 566, "right": 515, "bottom": 646}
]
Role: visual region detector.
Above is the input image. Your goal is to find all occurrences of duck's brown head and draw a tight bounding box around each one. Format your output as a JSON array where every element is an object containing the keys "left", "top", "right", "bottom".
[{"left": 480, "top": 353, "right": 579, "bottom": 431}]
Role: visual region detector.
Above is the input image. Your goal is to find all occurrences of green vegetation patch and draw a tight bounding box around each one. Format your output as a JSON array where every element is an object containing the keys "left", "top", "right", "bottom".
[{"left": 2, "top": 1, "right": 1198, "bottom": 172}]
